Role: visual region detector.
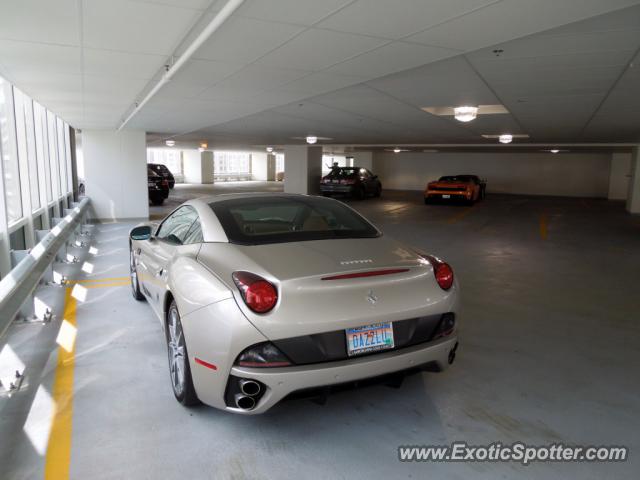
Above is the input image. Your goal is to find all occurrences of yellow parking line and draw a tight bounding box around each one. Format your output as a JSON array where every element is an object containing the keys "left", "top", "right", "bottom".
[
  {"left": 71, "top": 276, "right": 129, "bottom": 284},
  {"left": 539, "top": 214, "right": 548, "bottom": 240},
  {"left": 447, "top": 206, "right": 475, "bottom": 224},
  {"left": 45, "top": 288, "right": 76, "bottom": 480},
  {"left": 82, "top": 281, "right": 130, "bottom": 289}
]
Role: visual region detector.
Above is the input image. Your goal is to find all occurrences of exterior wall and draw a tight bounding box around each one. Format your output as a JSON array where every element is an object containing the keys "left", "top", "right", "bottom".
[{"left": 373, "top": 151, "right": 612, "bottom": 197}]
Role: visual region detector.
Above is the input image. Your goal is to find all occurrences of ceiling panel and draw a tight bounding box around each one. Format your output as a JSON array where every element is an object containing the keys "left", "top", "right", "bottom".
[
  {"left": 193, "top": 16, "right": 304, "bottom": 63},
  {"left": 254, "top": 28, "right": 387, "bottom": 71},
  {"left": 0, "top": 40, "right": 80, "bottom": 76},
  {"left": 325, "top": 41, "right": 460, "bottom": 79},
  {"left": 0, "top": 0, "right": 79, "bottom": 45},
  {"left": 317, "top": 0, "right": 497, "bottom": 39},
  {"left": 405, "top": 0, "right": 640, "bottom": 51},
  {"left": 266, "top": 72, "right": 367, "bottom": 97},
  {"left": 83, "top": 0, "right": 202, "bottom": 55},
  {"left": 82, "top": 49, "right": 166, "bottom": 79},
  {"left": 235, "top": 0, "right": 353, "bottom": 26}
]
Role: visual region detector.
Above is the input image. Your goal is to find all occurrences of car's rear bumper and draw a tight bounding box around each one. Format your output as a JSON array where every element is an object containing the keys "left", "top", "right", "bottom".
[
  {"left": 425, "top": 190, "right": 471, "bottom": 201},
  {"left": 225, "top": 335, "right": 457, "bottom": 414},
  {"left": 320, "top": 184, "right": 355, "bottom": 194}
]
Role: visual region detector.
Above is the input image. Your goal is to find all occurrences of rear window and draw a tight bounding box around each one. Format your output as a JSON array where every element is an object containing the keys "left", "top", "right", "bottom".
[
  {"left": 326, "top": 167, "right": 358, "bottom": 178},
  {"left": 209, "top": 196, "right": 379, "bottom": 245}
]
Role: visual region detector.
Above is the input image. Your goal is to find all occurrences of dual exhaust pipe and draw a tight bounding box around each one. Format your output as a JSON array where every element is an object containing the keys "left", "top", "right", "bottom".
[{"left": 235, "top": 379, "right": 261, "bottom": 410}]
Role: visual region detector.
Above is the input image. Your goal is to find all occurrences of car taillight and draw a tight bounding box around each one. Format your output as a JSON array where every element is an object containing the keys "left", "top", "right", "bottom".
[
  {"left": 340, "top": 178, "right": 356, "bottom": 185},
  {"left": 422, "top": 254, "right": 454, "bottom": 290},
  {"left": 232, "top": 271, "right": 278, "bottom": 313},
  {"left": 322, "top": 177, "right": 330, "bottom": 184},
  {"left": 161, "top": 179, "right": 169, "bottom": 186}
]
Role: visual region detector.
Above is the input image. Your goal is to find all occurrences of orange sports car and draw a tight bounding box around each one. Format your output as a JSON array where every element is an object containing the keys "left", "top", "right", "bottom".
[{"left": 424, "top": 175, "right": 486, "bottom": 205}]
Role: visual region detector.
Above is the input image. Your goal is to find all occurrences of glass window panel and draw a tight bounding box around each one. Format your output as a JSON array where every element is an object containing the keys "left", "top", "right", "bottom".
[
  {"left": 47, "top": 111, "right": 61, "bottom": 198},
  {"left": 64, "top": 123, "right": 72, "bottom": 193},
  {"left": 147, "top": 148, "right": 182, "bottom": 174},
  {"left": 214, "top": 151, "right": 250, "bottom": 175},
  {"left": 23, "top": 95, "right": 40, "bottom": 210},
  {"left": 0, "top": 78, "right": 23, "bottom": 222},
  {"left": 56, "top": 118, "right": 67, "bottom": 195},
  {"left": 33, "top": 102, "right": 52, "bottom": 202}
]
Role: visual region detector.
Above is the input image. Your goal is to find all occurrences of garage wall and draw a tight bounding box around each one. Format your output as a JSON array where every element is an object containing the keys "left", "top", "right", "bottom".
[{"left": 372, "top": 152, "right": 611, "bottom": 197}]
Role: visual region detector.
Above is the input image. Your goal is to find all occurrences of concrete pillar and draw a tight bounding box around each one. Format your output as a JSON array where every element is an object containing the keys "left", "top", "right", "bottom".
[
  {"left": 251, "top": 152, "right": 268, "bottom": 181},
  {"left": 184, "top": 150, "right": 213, "bottom": 184},
  {"left": 267, "top": 153, "right": 276, "bottom": 181},
  {"left": 350, "top": 151, "right": 373, "bottom": 170},
  {"left": 82, "top": 130, "right": 148, "bottom": 221},
  {"left": 608, "top": 152, "right": 632, "bottom": 200},
  {"left": 284, "top": 145, "right": 322, "bottom": 195},
  {"left": 626, "top": 147, "right": 640, "bottom": 214}
]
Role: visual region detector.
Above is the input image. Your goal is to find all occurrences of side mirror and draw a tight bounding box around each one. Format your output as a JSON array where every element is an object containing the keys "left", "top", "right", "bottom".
[{"left": 130, "top": 225, "right": 152, "bottom": 241}]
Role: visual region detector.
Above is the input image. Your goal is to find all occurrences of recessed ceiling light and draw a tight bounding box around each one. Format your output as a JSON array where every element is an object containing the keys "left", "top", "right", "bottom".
[
  {"left": 454, "top": 106, "right": 478, "bottom": 122},
  {"left": 550, "top": 149, "right": 560, "bottom": 154},
  {"left": 482, "top": 134, "right": 530, "bottom": 141},
  {"left": 165, "top": 140, "right": 175, "bottom": 147},
  {"left": 384, "top": 148, "right": 410, "bottom": 153},
  {"left": 422, "top": 104, "right": 508, "bottom": 119},
  {"left": 266, "top": 146, "right": 274, "bottom": 153},
  {"left": 499, "top": 134, "right": 513, "bottom": 144},
  {"left": 306, "top": 136, "right": 317, "bottom": 144}
]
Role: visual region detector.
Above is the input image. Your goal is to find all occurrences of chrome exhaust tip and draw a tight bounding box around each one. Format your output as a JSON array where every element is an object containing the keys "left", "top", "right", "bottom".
[
  {"left": 235, "top": 393, "right": 256, "bottom": 410},
  {"left": 239, "top": 379, "right": 261, "bottom": 396}
]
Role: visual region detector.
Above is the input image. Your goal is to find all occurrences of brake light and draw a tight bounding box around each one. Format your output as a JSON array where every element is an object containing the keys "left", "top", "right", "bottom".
[
  {"left": 232, "top": 271, "right": 278, "bottom": 313},
  {"left": 161, "top": 179, "right": 169, "bottom": 187},
  {"left": 422, "top": 255, "right": 454, "bottom": 290}
]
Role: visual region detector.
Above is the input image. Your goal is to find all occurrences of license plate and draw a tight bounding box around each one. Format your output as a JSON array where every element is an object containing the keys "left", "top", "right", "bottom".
[
  {"left": 346, "top": 322, "right": 394, "bottom": 356},
  {"left": 442, "top": 194, "right": 451, "bottom": 199},
  {"left": 147, "top": 182, "right": 155, "bottom": 187}
]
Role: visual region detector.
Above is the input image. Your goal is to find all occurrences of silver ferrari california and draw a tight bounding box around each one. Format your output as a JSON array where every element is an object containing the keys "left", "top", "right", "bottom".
[{"left": 129, "top": 193, "right": 459, "bottom": 414}]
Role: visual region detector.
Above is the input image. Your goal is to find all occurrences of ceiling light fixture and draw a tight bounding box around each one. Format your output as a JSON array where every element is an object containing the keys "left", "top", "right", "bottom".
[
  {"left": 306, "top": 136, "right": 318, "bottom": 144},
  {"left": 454, "top": 106, "right": 478, "bottom": 122},
  {"left": 393, "top": 148, "right": 401, "bottom": 153},
  {"left": 266, "top": 146, "right": 274, "bottom": 153},
  {"left": 384, "top": 148, "right": 410, "bottom": 153},
  {"left": 550, "top": 149, "right": 560, "bottom": 154},
  {"left": 165, "top": 140, "right": 175, "bottom": 147},
  {"left": 499, "top": 134, "right": 513, "bottom": 144},
  {"left": 200, "top": 142, "right": 208, "bottom": 149}
]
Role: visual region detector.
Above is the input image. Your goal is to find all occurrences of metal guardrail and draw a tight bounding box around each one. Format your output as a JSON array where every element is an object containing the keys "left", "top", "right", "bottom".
[{"left": 0, "top": 197, "right": 91, "bottom": 338}]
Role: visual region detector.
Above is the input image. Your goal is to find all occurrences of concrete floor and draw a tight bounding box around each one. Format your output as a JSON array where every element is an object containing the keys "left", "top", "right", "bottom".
[{"left": 2, "top": 182, "right": 640, "bottom": 479}]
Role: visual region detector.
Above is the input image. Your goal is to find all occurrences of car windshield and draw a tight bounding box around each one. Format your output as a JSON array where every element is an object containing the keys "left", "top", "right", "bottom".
[
  {"left": 209, "top": 196, "right": 380, "bottom": 245},
  {"left": 439, "top": 175, "right": 475, "bottom": 182}
]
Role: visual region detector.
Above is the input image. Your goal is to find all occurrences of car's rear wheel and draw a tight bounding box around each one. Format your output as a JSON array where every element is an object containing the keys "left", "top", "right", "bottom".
[
  {"left": 355, "top": 185, "right": 366, "bottom": 200},
  {"left": 166, "top": 301, "right": 199, "bottom": 406},
  {"left": 150, "top": 195, "right": 164, "bottom": 205},
  {"left": 130, "top": 249, "right": 145, "bottom": 301}
]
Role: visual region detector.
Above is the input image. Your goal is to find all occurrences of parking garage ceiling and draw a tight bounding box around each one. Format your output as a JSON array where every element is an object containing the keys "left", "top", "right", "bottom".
[{"left": 1, "top": 0, "right": 639, "bottom": 146}]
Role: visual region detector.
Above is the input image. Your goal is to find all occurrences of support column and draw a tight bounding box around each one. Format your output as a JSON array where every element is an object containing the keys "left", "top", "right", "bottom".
[
  {"left": 267, "top": 153, "right": 276, "bottom": 181},
  {"left": 349, "top": 151, "right": 373, "bottom": 170},
  {"left": 251, "top": 152, "right": 268, "bottom": 181},
  {"left": 626, "top": 147, "right": 640, "bottom": 214},
  {"left": 82, "top": 130, "right": 148, "bottom": 221},
  {"left": 608, "top": 152, "right": 632, "bottom": 200},
  {"left": 184, "top": 150, "right": 213, "bottom": 184},
  {"left": 284, "top": 145, "right": 322, "bottom": 195}
]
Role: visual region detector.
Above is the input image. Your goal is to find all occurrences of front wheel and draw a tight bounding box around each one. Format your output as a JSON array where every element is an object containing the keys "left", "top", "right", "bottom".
[
  {"left": 130, "top": 249, "right": 145, "bottom": 301},
  {"left": 166, "top": 301, "right": 199, "bottom": 406}
]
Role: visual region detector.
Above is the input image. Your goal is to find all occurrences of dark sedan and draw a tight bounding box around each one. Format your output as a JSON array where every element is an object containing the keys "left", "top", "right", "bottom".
[
  {"left": 320, "top": 167, "right": 382, "bottom": 199},
  {"left": 148, "top": 167, "right": 169, "bottom": 205},
  {"left": 148, "top": 163, "right": 175, "bottom": 189}
]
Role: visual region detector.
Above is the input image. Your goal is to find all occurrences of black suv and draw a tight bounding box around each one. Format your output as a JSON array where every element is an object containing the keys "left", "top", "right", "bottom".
[
  {"left": 148, "top": 163, "right": 175, "bottom": 189},
  {"left": 148, "top": 167, "right": 169, "bottom": 205}
]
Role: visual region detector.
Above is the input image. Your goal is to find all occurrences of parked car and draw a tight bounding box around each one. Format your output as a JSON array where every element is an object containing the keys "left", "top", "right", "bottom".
[
  {"left": 320, "top": 166, "right": 382, "bottom": 199},
  {"left": 129, "top": 194, "right": 459, "bottom": 414},
  {"left": 424, "top": 175, "right": 486, "bottom": 205},
  {"left": 148, "top": 163, "right": 175, "bottom": 189},
  {"left": 148, "top": 167, "right": 169, "bottom": 205}
]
